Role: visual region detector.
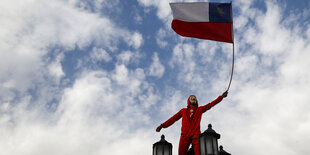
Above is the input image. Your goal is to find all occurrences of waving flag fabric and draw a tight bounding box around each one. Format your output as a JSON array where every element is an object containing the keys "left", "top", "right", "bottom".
[{"left": 170, "top": 2, "right": 233, "bottom": 43}]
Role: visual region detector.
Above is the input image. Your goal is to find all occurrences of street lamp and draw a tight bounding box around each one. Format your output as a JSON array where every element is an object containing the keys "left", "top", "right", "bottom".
[
  {"left": 199, "top": 124, "right": 221, "bottom": 155},
  {"left": 153, "top": 134, "right": 173, "bottom": 155},
  {"left": 219, "top": 145, "right": 231, "bottom": 155}
]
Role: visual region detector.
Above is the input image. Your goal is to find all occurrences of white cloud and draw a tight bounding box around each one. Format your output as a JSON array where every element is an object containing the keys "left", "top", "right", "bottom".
[
  {"left": 0, "top": 1, "right": 158, "bottom": 154},
  {"left": 137, "top": 0, "right": 172, "bottom": 22},
  {"left": 160, "top": 90, "right": 184, "bottom": 115},
  {"left": 0, "top": 0, "right": 140, "bottom": 101},
  {"left": 52, "top": 69, "right": 160, "bottom": 154},
  {"left": 116, "top": 50, "right": 142, "bottom": 65},
  {"left": 0, "top": 66, "right": 161, "bottom": 155},
  {"left": 117, "top": 51, "right": 134, "bottom": 64},
  {"left": 112, "top": 64, "right": 129, "bottom": 85},
  {"left": 148, "top": 53, "right": 165, "bottom": 78},
  {"left": 196, "top": 41, "right": 219, "bottom": 63},
  {"left": 127, "top": 32, "right": 144, "bottom": 49},
  {"left": 255, "top": 2, "right": 291, "bottom": 55},
  {"left": 156, "top": 28, "right": 169, "bottom": 48},
  {"left": 48, "top": 53, "right": 65, "bottom": 83},
  {"left": 235, "top": 54, "right": 258, "bottom": 81},
  {"left": 169, "top": 43, "right": 205, "bottom": 89},
  {"left": 90, "top": 47, "right": 112, "bottom": 63},
  {"left": 67, "top": 0, "right": 120, "bottom": 13}
]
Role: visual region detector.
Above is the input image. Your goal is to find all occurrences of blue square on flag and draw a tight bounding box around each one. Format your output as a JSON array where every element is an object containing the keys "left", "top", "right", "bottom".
[{"left": 209, "top": 3, "right": 232, "bottom": 23}]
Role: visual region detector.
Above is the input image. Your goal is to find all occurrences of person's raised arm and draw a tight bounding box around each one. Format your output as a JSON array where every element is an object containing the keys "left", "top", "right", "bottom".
[{"left": 201, "top": 91, "right": 228, "bottom": 113}]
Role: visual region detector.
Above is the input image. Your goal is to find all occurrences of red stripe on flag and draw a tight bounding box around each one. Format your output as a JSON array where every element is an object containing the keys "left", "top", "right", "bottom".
[{"left": 171, "top": 20, "right": 233, "bottom": 43}]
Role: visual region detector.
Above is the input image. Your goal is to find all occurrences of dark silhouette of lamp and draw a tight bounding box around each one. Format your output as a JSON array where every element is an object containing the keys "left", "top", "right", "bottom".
[
  {"left": 199, "top": 124, "right": 220, "bottom": 155},
  {"left": 153, "top": 134, "right": 172, "bottom": 155},
  {"left": 219, "top": 145, "right": 231, "bottom": 155}
]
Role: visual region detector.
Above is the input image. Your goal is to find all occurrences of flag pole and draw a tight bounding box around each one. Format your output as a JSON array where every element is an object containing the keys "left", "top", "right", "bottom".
[
  {"left": 226, "top": 1, "right": 234, "bottom": 92},
  {"left": 226, "top": 42, "right": 234, "bottom": 91}
]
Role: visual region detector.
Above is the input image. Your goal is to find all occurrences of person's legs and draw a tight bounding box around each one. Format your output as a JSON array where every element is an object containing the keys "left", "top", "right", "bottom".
[
  {"left": 192, "top": 135, "right": 200, "bottom": 155},
  {"left": 178, "top": 135, "right": 191, "bottom": 155}
]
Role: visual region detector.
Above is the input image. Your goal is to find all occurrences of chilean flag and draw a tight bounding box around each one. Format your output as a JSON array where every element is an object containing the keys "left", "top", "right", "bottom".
[{"left": 170, "top": 2, "right": 234, "bottom": 43}]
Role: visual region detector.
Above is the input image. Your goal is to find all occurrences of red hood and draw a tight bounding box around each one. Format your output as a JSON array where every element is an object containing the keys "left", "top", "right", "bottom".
[{"left": 187, "top": 96, "right": 198, "bottom": 108}]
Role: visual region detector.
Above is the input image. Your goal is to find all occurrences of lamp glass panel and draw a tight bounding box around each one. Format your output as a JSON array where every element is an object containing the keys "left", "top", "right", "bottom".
[
  {"left": 163, "top": 145, "right": 170, "bottom": 155},
  {"left": 199, "top": 136, "right": 206, "bottom": 155},
  {"left": 206, "top": 136, "right": 213, "bottom": 154},
  {"left": 153, "top": 145, "right": 157, "bottom": 155},
  {"left": 157, "top": 145, "right": 163, "bottom": 155},
  {"left": 213, "top": 138, "right": 218, "bottom": 155}
]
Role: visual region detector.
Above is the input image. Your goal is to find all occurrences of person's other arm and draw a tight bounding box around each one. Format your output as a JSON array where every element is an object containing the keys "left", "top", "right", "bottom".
[{"left": 156, "top": 109, "right": 182, "bottom": 132}]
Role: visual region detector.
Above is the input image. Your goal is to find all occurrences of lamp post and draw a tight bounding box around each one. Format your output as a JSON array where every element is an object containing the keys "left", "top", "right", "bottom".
[
  {"left": 199, "top": 124, "right": 221, "bottom": 155},
  {"left": 153, "top": 134, "right": 172, "bottom": 155}
]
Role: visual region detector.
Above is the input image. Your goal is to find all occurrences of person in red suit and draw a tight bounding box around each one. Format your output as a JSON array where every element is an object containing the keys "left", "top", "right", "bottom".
[{"left": 156, "top": 91, "right": 228, "bottom": 155}]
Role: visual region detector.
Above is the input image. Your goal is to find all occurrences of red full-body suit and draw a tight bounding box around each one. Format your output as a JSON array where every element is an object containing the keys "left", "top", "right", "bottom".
[{"left": 161, "top": 96, "right": 223, "bottom": 155}]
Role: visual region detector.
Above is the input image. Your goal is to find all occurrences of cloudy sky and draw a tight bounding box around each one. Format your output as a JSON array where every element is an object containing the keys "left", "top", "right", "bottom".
[{"left": 1, "top": 0, "right": 310, "bottom": 154}]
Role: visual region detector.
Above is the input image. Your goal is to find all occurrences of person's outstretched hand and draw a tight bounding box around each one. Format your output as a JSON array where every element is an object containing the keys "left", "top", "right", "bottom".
[
  {"left": 156, "top": 125, "right": 162, "bottom": 132},
  {"left": 222, "top": 91, "right": 228, "bottom": 98}
]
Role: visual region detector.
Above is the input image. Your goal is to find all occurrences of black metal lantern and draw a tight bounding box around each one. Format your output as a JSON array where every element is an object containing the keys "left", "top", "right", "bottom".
[
  {"left": 199, "top": 124, "right": 221, "bottom": 155},
  {"left": 153, "top": 134, "right": 173, "bottom": 155},
  {"left": 219, "top": 145, "right": 231, "bottom": 155}
]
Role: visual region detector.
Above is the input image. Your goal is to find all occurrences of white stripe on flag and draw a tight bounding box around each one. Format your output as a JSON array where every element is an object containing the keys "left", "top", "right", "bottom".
[{"left": 169, "top": 2, "right": 209, "bottom": 22}]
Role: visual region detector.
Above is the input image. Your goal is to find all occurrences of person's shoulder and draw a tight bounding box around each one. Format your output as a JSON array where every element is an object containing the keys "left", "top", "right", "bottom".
[
  {"left": 197, "top": 106, "right": 204, "bottom": 110},
  {"left": 179, "top": 108, "right": 187, "bottom": 112}
]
